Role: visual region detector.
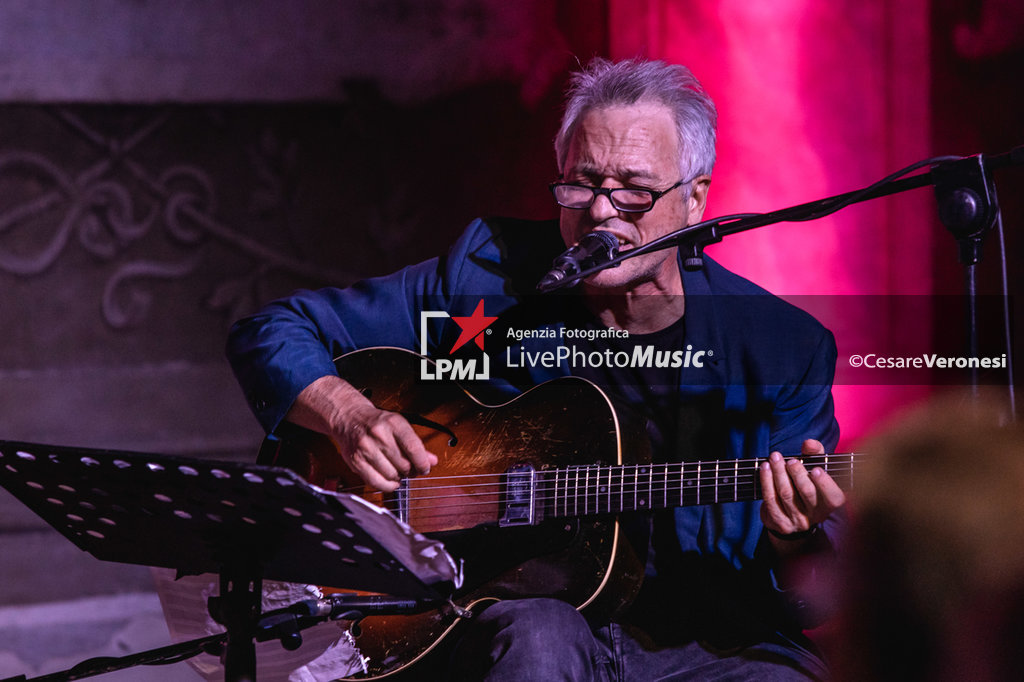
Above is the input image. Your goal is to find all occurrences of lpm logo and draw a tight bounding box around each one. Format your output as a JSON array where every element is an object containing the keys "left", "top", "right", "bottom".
[{"left": 420, "top": 299, "right": 497, "bottom": 380}]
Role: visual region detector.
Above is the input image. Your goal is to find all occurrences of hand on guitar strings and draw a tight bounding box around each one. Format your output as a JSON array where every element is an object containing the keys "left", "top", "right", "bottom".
[
  {"left": 758, "top": 439, "right": 846, "bottom": 551},
  {"left": 287, "top": 375, "right": 439, "bottom": 492}
]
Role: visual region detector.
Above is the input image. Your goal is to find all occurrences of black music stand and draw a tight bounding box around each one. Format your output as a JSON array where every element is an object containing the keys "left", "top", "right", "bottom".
[{"left": 0, "top": 439, "right": 459, "bottom": 682}]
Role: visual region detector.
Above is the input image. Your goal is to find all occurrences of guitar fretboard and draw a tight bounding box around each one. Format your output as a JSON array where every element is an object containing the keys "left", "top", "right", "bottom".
[{"left": 538, "top": 454, "right": 858, "bottom": 518}]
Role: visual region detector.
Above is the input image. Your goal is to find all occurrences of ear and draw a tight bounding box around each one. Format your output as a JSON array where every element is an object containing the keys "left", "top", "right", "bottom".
[{"left": 687, "top": 175, "right": 711, "bottom": 224}]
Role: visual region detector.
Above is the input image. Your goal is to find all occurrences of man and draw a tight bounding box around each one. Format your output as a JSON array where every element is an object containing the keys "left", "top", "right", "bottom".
[{"left": 228, "top": 58, "right": 846, "bottom": 680}]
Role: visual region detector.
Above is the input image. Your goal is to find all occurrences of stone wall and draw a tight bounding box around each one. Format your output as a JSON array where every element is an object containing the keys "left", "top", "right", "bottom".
[{"left": 0, "top": 2, "right": 585, "bottom": 677}]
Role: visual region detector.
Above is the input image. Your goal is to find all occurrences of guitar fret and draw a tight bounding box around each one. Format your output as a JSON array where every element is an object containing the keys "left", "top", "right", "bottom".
[
  {"left": 554, "top": 468, "right": 560, "bottom": 517},
  {"left": 637, "top": 466, "right": 643, "bottom": 510},
  {"left": 564, "top": 467, "right": 570, "bottom": 516},
  {"left": 581, "top": 466, "right": 589, "bottom": 516},
  {"left": 714, "top": 461, "right": 719, "bottom": 503},
  {"left": 621, "top": 466, "right": 627, "bottom": 512},
  {"left": 718, "top": 462, "right": 729, "bottom": 503},
  {"left": 606, "top": 466, "right": 612, "bottom": 514},
  {"left": 561, "top": 466, "right": 569, "bottom": 516},
  {"left": 542, "top": 470, "right": 553, "bottom": 518},
  {"left": 585, "top": 464, "right": 593, "bottom": 512},
  {"left": 565, "top": 467, "right": 571, "bottom": 516},
  {"left": 753, "top": 458, "right": 760, "bottom": 500},
  {"left": 573, "top": 467, "right": 579, "bottom": 517},
  {"left": 622, "top": 466, "right": 630, "bottom": 509},
  {"left": 553, "top": 468, "right": 559, "bottom": 517},
  {"left": 605, "top": 465, "right": 612, "bottom": 514},
  {"left": 637, "top": 465, "right": 649, "bottom": 509},
  {"left": 675, "top": 463, "right": 682, "bottom": 509},
  {"left": 733, "top": 460, "right": 739, "bottom": 503},
  {"left": 610, "top": 466, "right": 618, "bottom": 509},
  {"left": 648, "top": 465, "right": 653, "bottom": 509},
  {"left": 622, "top": 464, "right": 630, "bottom": 507},
  {"left": 663, "top": 463, "right": 668, "bottom": 510},
  {"left": 563, "top": 468, "right": 569, "bottom": 517},
  {"left": 623, "top": 466, "right": 628, "bottom": 510}
]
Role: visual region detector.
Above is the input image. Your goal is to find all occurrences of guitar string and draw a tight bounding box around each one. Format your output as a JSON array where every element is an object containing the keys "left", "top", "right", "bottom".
[
  {"left": 384, "top": 461, "right": 859, "bottom": 494},
  {"left": 333, "top": 453, "right": 867, "bottom": 494},
  {"left": 385, "top": 465, "right": 855, "bottom": 498},
  {"left": 383, "top": 471, "right": 855, "bottom": 503},
  {"left": 371, "top": 479, "right": 855, "bottom": 520},
  {"left": 339, "top": 462, "right": 860, "bottom": 509},
  {"left": 348, "top": 466, "right": 857, "bottom": 518}
]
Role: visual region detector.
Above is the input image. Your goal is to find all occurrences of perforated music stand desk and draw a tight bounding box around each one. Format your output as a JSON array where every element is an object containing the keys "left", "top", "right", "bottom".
[{"left": 0, "top": 439, "right": 458, "bottom": 681}]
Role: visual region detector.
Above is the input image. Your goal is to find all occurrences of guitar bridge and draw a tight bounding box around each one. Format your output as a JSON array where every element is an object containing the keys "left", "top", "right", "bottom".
[{"left": 499, "top": 464, "right": 535, "bottom": 527}]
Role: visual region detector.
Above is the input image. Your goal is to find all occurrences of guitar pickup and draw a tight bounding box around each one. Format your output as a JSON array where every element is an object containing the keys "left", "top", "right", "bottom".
[{"left": 499, "top": 464, "right": 535, "bottom": 527}]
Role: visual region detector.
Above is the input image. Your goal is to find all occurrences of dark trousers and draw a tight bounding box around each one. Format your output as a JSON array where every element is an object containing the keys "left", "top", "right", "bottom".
[{"left": 448, "top": 598, "right": 828, "bottom": 682}]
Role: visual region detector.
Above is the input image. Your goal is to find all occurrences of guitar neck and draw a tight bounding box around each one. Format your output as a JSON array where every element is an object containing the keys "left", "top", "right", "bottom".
[{"left": 538, "top": 453, "right": 858, "bottom": 518}]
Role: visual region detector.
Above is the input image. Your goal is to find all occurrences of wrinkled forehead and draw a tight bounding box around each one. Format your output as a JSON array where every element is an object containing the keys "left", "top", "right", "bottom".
[{"left": 562, "top": 102, "right": 682, "bottom": 178}]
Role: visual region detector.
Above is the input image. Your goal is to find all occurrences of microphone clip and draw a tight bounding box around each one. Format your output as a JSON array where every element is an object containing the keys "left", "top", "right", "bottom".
[{"left": 537, "top": 230, "right": 619, "bottom": 292}]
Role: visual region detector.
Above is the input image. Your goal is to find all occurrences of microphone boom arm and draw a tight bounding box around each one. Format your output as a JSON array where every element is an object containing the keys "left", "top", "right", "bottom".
[
  {"left": 537, "top": 146, "right": 1021, "bottom": 417},
  {"left": 546, "top": 147, "right": 1022, "bottom": 287}
]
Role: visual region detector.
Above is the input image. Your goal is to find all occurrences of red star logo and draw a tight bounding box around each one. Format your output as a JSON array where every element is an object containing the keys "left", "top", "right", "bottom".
[{"left": 449, "top": 299, "right": 498, "bottom": 353}]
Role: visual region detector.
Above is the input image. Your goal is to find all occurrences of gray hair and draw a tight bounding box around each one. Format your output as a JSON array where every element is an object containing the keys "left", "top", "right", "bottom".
[{"left": 554, "top": 58, "right": 718, "bottom": 180}]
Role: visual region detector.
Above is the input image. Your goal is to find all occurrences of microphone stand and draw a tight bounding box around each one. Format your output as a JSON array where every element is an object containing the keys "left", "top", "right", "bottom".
[
  {"left": 542, "top": 147, "right": 1023, "bottom": 414},
  {"left": 2, "top": 594, "right": 444, "bottom": 682}
]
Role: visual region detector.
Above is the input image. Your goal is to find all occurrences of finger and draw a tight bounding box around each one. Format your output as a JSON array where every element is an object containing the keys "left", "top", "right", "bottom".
[
  {"left": 345, "top": 446, "right": 402, "bottom": 492},
  {"left": 392, "top": 419, "right": 438, "bottom": 475},
  {"left": 355, "top": 416, "right": 412, "bottom": 479},
  {"left": 759, "top": 461, "right": 785, "bottom": 530},
  {"left": 809, "top": 466, "right": 847, "bottom": 509},
  {"left": 759, "top": 455, "right": 794, "bottom": 531},
  {"left": 759, "top": 459, "right": 777, "bottom": 509},
  {"left": 376, "top": 432, "right": 416, "bottom": 480},
  {"left": 801, "top": 438, "right": 825, "bottom": 455},
  {"left": 768, "top": 451, "right": 802, "bottom": 516},
  {"left": 786, "top": 457, "right": 818, "bottom": 510}
]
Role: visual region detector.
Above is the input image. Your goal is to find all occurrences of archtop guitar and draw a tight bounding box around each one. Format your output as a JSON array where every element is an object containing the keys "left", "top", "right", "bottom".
[{"left": 259, "top": 347, "right": 855, "bottom": 679}]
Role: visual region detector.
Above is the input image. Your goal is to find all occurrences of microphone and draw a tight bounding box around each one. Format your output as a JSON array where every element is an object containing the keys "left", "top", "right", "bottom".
[
  {"left": 537, "top": 230, "right": 619, "bottom": 292},
  {"left": 282, "top": 594, "right": 433, "bottom": 619}
]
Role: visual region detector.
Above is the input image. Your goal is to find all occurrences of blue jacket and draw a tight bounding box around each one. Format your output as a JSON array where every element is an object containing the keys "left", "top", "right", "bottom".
[{"left": 227, "top": 216, "right": 841, "bottom": 635}]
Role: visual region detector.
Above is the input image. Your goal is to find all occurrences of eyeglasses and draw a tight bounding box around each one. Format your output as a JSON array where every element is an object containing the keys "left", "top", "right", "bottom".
[{"left": 549, "top": 179, "right": 685, "bottom": 213}]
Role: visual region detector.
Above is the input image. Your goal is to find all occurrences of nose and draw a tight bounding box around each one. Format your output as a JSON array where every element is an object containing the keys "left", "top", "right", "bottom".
[{"left": 588, "top": 190, "right": 618, "bottom": 223}]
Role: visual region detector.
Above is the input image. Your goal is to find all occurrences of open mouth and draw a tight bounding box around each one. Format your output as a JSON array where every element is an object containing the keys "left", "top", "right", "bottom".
[
  {"left": 592, "top": 230, "right": 632, "bottom": 251},
  {"left": 613, "top": 237, "right": 635, "bottom": 253}
]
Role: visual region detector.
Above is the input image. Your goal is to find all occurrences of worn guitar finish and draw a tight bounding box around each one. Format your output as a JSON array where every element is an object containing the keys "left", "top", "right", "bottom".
[{"left": 261, "top": 347, "right": 858, "bottom": 679}]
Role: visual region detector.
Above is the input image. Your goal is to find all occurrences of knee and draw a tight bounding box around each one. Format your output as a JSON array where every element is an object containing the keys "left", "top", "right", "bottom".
[
  {"left": 475, "top": 597, "right": 590, "bottom": 640},
  {"left": 450, "top": 598, "right": 601, "bottom": 679}
]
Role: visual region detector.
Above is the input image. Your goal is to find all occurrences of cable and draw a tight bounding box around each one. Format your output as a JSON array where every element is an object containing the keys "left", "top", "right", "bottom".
[{"left": 992, "top": 194, "right": 1017, "bottom": 420}]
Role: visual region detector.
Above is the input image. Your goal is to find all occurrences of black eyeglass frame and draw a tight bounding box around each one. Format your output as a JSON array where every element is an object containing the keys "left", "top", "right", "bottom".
[{"left": 548, "top": 178, "right": 687, "bottom": 213}]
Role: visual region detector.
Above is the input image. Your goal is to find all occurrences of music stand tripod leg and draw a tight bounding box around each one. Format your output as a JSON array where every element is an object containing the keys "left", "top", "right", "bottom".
[{"left": 210, "top": 567, "right": 263, "bottom": 682}]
